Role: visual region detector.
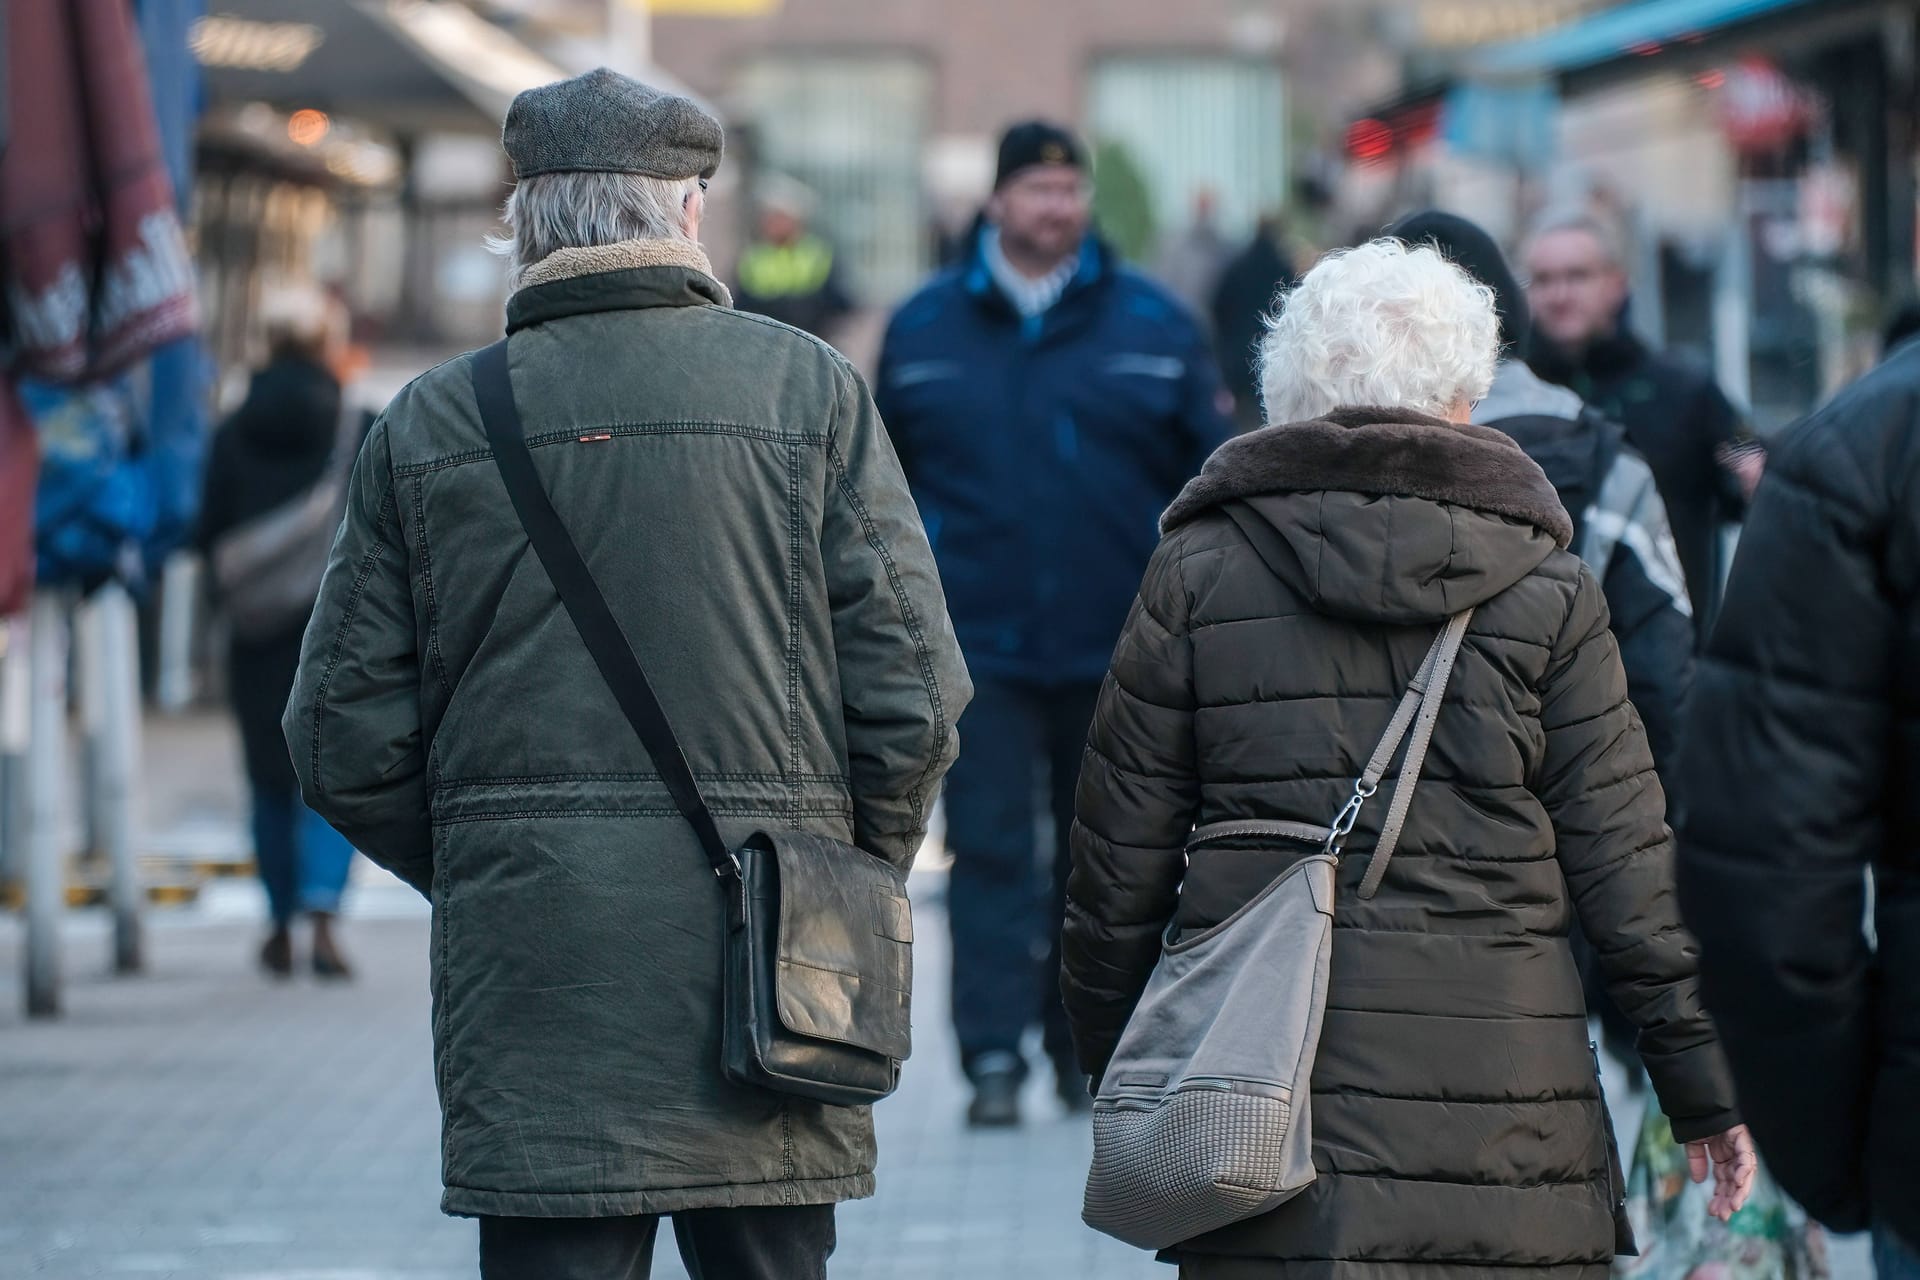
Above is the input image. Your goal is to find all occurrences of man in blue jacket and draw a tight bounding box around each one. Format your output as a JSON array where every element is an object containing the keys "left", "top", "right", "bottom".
[{"left": 877, "top": 121, "right": 1234, "bottom": 1127}]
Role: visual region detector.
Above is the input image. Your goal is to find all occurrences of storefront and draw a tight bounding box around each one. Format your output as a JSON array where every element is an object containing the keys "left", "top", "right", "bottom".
[{"left": 1349, "top": 0, "right": 1914, "bottom": 429}]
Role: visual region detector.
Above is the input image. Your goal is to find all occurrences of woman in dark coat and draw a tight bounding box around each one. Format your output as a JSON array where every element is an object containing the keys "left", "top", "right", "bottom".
[
  {"left": 197, "top": 294, "right": 358, "bottom": 978},
  {"left": 1063, "top": 239, "right": 1754, "bottom": 1277}
]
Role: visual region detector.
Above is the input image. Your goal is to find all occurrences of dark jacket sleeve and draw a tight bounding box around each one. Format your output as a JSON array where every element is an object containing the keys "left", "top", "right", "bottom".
[
  {"left": 1677, "top": 407, "right": 1898, "bottom": 1231},
  {"left": 282, "top": 414, "right": 433, "bottom": 894},
  {"left": 871, "top": 316, "right": 917, "bottom": 489},
  {"left": 823, "top": 360, "right": 971, "bottom": 868},
  {"left": 1602, "top": 546, "right": 1693, "bottom": 803},
  {"left": 1536, "top": 567, "right": 1737, "bottom": 1142},
  {"left": 193, "top": 429, "right": 237, "bottom": 554},
  {"left": 1063, "top": 535, "right": 1200, "bottom": 1079}
]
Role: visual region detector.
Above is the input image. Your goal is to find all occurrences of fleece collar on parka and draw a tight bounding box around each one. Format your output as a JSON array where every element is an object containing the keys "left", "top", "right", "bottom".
[
  {"left": 1162, "top": 405, "right": 1574, "bottom": 549},
  {"left": 506, "top": 238, "right": 733, "bottom": 333}
]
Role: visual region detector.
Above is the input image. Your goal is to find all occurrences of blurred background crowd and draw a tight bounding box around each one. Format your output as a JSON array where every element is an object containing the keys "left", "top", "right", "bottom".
[{"left": 0, "top": 1, "right": 1910, "bottom": 1276}]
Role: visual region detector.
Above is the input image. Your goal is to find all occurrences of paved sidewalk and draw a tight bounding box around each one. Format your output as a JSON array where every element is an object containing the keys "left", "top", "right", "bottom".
[{"left": 0, "top": 878, "right": 1156, "bottom": 1280}]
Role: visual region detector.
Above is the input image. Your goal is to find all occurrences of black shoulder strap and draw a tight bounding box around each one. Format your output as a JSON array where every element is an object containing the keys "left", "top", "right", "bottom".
[{"left": 470, "top": 339, "right": 739, "bottom": 880}]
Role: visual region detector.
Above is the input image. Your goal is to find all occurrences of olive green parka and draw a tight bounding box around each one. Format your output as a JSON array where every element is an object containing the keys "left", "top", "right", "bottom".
[
  {"left": 1064, "top": 407, "right": 1737, "bottom": 1277},
  {"left": 285, "top": 239, "right": 970, "bottom": 1218}
]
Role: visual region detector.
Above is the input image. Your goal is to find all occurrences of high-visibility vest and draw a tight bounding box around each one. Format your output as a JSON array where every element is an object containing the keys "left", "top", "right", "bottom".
[{"left": 738, "top": 235, "right": 835, "bottom": 299}]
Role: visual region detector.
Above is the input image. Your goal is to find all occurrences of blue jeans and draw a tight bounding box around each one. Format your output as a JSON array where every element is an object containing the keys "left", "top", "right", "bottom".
[
  {"left": 943, "top": 676, "right": 1102, "bottom": 1081},
  {"left": 250, "top": 788, "right": 356, "bottom": 926},
  {"left": 1879, "top": 1224, "right": 1920, "bottom": 1280}
]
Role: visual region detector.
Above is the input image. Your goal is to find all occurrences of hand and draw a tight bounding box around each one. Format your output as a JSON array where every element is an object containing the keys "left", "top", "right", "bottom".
[{"left": 1686, "top": 1124, "right": 1758, "bottom": 1222}]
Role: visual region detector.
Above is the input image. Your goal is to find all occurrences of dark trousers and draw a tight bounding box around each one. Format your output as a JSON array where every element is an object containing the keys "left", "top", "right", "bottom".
[
  {"left": 944, "top": 675, "right": 1102, "bottom": 1080},
  {"left": 478, "top": 1204, "right": 836, "bottom": 1280}
]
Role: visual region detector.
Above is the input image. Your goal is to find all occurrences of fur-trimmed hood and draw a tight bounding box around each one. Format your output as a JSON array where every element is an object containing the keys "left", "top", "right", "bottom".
[
  {"left": 1164, "top": 406, "right": 1575, "bottom": 625},
  {"left": 1164, "top": 406, "right": 1572, "bottom": 546}
]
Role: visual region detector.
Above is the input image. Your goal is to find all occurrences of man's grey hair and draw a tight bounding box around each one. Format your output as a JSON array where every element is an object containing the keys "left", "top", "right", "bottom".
[
  {"left": 1525, "top": 206, "right": 1627, "bottom": 268},
  {"left": 489, "top": 170, "right": 699, "bottom": 287}
]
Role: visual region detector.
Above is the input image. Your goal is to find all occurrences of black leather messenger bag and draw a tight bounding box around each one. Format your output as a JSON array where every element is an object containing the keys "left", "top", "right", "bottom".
[{"left": 471, "top": 338, "right": 912, "bottom": 1107}]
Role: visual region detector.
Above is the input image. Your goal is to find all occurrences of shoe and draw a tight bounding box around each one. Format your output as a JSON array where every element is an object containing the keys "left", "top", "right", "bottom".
[
  {"left": 310, "top": 913, "right": 353, "bottom": 981},
  {"left": 259, "top": 927, "right": 294, "bottom": 979},
  {"left": 968, "top": 1069, "right": 1022, "bottom": 1128},
  {"left": 1056, "top": 1070, "right": 1094, "bottom": 1115}
]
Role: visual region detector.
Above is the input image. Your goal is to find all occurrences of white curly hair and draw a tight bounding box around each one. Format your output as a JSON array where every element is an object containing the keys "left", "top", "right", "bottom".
[{"left": 1258, "top": 238, "right": 1500, "bottom": 426}]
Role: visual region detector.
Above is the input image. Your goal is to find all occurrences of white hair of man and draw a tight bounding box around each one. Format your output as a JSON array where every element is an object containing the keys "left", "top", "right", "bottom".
[
  {"left": 1526, "top": 205, "right": 1628, "bottom": 267},
  {"left": 489, "top": 170, "right": 700, "bottom": 288},
  {"left": 1258, "top": 238, "right": 1500, "bottom": 425}
]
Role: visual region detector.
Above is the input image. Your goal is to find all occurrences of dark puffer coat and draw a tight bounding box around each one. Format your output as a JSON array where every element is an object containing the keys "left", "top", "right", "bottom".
[
  {"left": 1680, "top": 343, "right": 1920, "bottom": 1236},
  {"left": 1063, "top": 407, "right": 1738, "bottom": 1276}
]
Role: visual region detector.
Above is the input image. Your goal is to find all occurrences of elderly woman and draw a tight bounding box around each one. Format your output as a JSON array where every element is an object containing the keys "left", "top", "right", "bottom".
[{"left": 1062, "top": 239, "right": 1753, "bottom": 1278}]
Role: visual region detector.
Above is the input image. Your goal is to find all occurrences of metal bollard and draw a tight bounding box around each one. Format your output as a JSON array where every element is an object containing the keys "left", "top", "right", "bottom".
[
  {"left": 24, "top": 591, "right": 70, "bottom": 1018},
  {"left": 80, "top": 584, "right": 144, "bottom": 974}
]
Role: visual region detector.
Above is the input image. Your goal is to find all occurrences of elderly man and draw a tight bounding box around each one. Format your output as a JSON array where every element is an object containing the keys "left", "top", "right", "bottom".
[
  {"left": 285, "top": 69, "right": 969, "bottom": 1279},
  {"left": 1524, "top": 210, "right": 1757, "bottom": 641},
  {"left": 877, "top": 120, "right": 1234, "bottom": 1127}
]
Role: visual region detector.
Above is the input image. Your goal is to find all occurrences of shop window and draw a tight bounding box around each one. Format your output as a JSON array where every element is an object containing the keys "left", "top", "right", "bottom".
[
  {"left": 1087, "top": 57, "right": 1288, "bottom": 250},
  {"left": 737, "top": 54, "right": 933, "bottom": 304}
]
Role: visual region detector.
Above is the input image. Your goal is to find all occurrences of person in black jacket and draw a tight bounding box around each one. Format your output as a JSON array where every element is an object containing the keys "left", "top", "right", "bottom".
[
  {"left": 197, "top": 291, "right": 360, "bottom": 980},
  {"left": 1210, "top": 215, "right": 1296, "bottom": 432},
  {"left": 1525, "top": 211, "right": 1759, "bottom": 644},
  {"left": 1679, "top": 342, "right": 1920, "bottom": 1271}
]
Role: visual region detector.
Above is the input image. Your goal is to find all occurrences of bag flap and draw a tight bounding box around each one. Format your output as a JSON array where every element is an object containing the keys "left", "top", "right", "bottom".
[{"left": 761, "top": 830, "right": 913, "bottom": 1061}]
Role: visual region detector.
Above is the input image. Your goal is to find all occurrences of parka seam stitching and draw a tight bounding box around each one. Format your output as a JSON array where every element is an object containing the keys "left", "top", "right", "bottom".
[
  {"left": 411, "top": 475, "right": 455, "bottom": 699},
  {"left": 787, "top": 437, "right": 803, "bottom": 825},
  {"left": 431, "top": 802, "right": 855, "bottom": 825},
  {"left": 393, "top": 425, "right": 829, "bottom": 476},
  {"left": 432, "top": 771, "right": 851, "bottom": 787},
  {"left": 825, "top": 437, "right": 947, "bottom": 840}
]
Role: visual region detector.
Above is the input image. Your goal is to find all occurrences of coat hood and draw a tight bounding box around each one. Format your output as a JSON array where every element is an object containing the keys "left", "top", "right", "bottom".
[{"left": 1163, "top": 406, "right": 1573, "bottom": 624}]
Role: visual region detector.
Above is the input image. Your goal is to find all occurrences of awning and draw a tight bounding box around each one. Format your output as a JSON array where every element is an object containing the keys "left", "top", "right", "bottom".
[
  {"left": 196, "top": 1, "right": 688, "bottom": 134},
  {"left": 1466, "top": 0, "right": 1843, "bottom": 81}
]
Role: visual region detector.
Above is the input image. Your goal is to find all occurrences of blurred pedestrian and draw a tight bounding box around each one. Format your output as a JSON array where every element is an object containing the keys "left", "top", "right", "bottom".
[
  {"left": 198, "top": 286, "right": 360, "bottom": 980},
  {"left": 284, "top": 69, "right": 966, "bottom": 1280},
  {"left": 1065, "top": 239, "right": 1753, "bottom": 1276},
  {"left": 732, "top": 174, "right": 854, "bottom": 341},
  {"left": 1211, "top": 214, "right": 1298, "bottom": 432},
  {"left": 1679, "top": 339, "right": 1920, "bottom": 1269},
  {"left": 1153, "top": 187, "right": 1232, "bottom": 327},
  {"left": 1525, "top": 210, "right": 1757, "bottom": 643},
  {"left": 876, "top": 120, "right": 1233, "bottom": 1128}
]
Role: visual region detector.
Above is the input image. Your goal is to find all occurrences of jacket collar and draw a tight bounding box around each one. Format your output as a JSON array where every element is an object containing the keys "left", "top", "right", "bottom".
[
  {"left": 963, "top": 229, "right": 1110, "bottom": 329},
  {"left": 1162, "top": 405, "right": 1574, "bottom": 548},
  {"left": 507, "top": 238, "right": 732, "bottom": 333},
  {"left": 1473, "top": 358, "right": 1585, "bottom": 425}
]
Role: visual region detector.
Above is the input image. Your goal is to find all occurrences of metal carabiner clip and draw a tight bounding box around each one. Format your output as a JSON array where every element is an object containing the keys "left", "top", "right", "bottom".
[{"left": 1323, "top": 778, "right": 1378, "bottom": 854}]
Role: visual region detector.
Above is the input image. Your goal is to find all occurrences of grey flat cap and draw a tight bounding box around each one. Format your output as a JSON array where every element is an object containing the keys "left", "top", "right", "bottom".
[{"left": 503, "top": 68, "right": 723, "bottom": 182}]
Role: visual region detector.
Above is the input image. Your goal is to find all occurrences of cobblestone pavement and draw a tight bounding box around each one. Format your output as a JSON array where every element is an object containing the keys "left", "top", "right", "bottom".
[{"left": 1, "top": 712, "right": 1872, "bottom": 1278}]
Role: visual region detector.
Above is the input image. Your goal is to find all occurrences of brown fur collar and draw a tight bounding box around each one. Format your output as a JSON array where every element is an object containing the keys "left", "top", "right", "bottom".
[
  {"left": 515, "top": 237, "right": 733, "bottom": 304},
  {"left": 1163, "top": 406, "right": 1573, "bottom": 547}
]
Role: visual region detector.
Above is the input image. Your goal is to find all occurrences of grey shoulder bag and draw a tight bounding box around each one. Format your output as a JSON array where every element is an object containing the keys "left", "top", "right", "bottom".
[
  {"left": 1082, "top": 584, "right": 1474, "bottom": 1252},
  {"left": 471, "top": 339, "right": 912, "bottom": 1108}
]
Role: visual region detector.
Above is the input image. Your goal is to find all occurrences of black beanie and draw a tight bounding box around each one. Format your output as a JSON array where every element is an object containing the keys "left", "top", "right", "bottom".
[
  {"left": 994, "top": 120, "right": 1086, "bottom": 188},
  {"left": 1387, "top": 210, "right": 1532, "bottom": 361}
]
